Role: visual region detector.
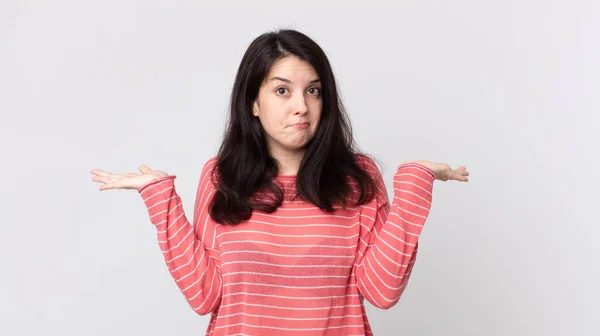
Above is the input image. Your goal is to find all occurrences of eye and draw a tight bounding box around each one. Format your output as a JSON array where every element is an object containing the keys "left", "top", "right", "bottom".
[
  {"left": 308, "top": 87, "right": 321, "bottom": 96},
  {"left": 275, "top": 87, "right": 288, "bottom": 95}
]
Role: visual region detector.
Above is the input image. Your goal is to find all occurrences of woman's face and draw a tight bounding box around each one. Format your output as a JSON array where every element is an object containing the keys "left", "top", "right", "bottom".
[{"left": 252, "top": 56, "right": 322, "bottom": 155}]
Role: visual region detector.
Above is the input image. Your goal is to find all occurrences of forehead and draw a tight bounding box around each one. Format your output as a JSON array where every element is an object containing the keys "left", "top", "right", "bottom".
[{"left": 265, "top": 56, "right": 318, "bottom": 79}]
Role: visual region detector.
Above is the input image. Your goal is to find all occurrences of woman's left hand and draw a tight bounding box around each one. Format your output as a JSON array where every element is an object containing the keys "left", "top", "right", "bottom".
[{"left": 407, "top": 160, "right": 469, "bottom": 182}]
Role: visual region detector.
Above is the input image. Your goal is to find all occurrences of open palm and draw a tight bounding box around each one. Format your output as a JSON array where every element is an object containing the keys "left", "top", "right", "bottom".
[
  {"left": 410, "top": 160, "right": 470, "bottom": 182},
  {"left": 91, "top": 165, "right": 168, "bottom": 191}
]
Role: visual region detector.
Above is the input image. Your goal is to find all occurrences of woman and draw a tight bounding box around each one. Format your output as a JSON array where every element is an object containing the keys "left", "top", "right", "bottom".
[{"left": 91, "top": 29, "right": 469, "bottom": 335}]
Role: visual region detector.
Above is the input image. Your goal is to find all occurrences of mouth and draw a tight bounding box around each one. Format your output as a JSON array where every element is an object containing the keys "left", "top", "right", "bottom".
[{"left": 290, "top": 122, "right": 310, "bottom": 129}]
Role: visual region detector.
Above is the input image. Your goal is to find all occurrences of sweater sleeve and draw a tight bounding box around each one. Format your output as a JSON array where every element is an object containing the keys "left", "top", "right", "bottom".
[
  {"left": 355, "top": 158, "right": 436, "bottom": 309},
  {"left": 137, "top": 157, "right": 222, "bottom": 315}
]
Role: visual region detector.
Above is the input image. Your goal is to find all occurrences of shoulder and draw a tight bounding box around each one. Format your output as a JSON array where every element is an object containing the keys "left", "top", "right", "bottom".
[
  {"left": 351, "top": 153, "right": 389, "bottom": 204},
  {"left": 194, "top": 156, "right": 219, "bottom": 213},
  {"left": 197, "top": 155, "right": 219, "bottom": 190},
  {"left": 201, "top": 155, "right": 219, "bottom": 173},
  {"left": 352, "top": 153, "right": 383, "bottom": 180},
  {"left": 350, "top": 153, "right": 387, "bottom": 202}
]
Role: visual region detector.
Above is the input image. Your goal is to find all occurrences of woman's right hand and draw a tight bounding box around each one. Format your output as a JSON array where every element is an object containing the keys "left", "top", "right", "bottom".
[{"left": 91, "top": 165, "right": 169, "bottom": 191}]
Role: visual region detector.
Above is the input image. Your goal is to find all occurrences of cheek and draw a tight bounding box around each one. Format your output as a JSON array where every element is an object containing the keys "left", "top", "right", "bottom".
[
  {"left": 262, "top": 112, "right": 288, "bottom": 134},
  {"left": 312, "top": 100, "right": 322, "bottom": 118},
  {"left": 258, "top": 102, "right": 281, "bottom": 125},
  {"left": 312, "top": 105, "right": 322, "bottom": 128}
]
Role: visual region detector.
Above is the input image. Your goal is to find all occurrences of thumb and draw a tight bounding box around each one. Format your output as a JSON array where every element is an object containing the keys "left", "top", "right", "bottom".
[{"left": 139, "top": 165, "right": 152, "bottom": 174}]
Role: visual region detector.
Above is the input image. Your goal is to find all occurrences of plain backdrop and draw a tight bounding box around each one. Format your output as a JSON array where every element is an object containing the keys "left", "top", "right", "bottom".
[{"left": 1, "top": 1, "right": 598, "bottom": 335}]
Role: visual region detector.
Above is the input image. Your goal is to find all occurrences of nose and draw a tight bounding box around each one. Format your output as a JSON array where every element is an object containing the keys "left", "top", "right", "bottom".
[{"left": 293, "top": 93, "right": 308, "bottom": 115}]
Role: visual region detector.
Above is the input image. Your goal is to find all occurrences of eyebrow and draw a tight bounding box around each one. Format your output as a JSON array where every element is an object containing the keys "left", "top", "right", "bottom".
[{"left": 269, "top": 76, "right": 321, "bottom": 84}]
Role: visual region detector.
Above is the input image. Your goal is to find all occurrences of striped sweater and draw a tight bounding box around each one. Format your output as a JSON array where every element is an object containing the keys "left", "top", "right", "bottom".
[{"left": 138, "top": 155, "right": 436, "bottom": 335}]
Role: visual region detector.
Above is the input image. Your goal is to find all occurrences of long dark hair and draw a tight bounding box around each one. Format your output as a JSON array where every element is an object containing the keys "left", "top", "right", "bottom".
[{"left": 209, "top": 28, "right": 378, "bottom": 225}]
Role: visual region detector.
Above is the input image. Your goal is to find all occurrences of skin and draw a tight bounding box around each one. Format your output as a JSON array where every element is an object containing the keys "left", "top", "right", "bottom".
[
  {"left": 90, "top": 56, "right": 469, "bottom": 190},
  {"left": 252, "top": 56, "right": 323, "bottom": 176}
]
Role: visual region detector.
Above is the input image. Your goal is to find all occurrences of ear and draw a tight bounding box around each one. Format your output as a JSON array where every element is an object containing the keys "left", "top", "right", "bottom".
[{"left": 252, "top": 100, "right": 260, "bottom": 117}]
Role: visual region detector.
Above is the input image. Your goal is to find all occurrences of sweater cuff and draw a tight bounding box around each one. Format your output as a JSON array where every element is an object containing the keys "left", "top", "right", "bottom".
[
  {"left": 397, "top": 163, "right": 436, "bottom": 180},
  {"left": 137, "top": 175, "right": 177, "bottom": 194}
]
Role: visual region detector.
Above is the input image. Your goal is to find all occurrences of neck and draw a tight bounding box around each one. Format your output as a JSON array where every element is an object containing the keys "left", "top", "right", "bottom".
[{"left": 269, "top": 146, "right": 306, "bottom": 176}]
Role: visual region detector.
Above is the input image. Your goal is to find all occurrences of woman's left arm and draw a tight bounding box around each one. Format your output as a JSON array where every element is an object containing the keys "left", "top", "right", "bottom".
[{"left": 355, "top": 159, "right": 468, "bottom": 309}]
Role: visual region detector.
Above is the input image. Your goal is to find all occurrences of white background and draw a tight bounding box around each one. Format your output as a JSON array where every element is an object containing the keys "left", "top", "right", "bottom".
[{"left": 1, "top": 0, "right": 598, "bottom": 335}]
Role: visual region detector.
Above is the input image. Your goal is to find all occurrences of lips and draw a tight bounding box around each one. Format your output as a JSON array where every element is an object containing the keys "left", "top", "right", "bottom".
[{"left": 290, "top": 122, "right": 309, "bottom": 129}]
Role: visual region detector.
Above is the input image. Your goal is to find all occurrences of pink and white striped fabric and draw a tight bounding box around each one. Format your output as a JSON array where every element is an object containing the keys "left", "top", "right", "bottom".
[{"left": 138, "top": 155, "right": 435, "bottom": 335}]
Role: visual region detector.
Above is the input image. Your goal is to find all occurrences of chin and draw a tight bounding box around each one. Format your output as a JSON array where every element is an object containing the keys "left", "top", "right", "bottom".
[
  {"left": 284, "top": 144, "right": 308, "bottom": 151},
  {"left": 282, "top": 139, "right": 311, "bottom": 150},
  {"left": 279, "top": 137, "right": 308, "bottom": 149}
]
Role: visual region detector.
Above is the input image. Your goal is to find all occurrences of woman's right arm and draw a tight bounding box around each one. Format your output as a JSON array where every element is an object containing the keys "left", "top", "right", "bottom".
[{"left": 137, "top": 157, "right": 222, "bottom": 315}]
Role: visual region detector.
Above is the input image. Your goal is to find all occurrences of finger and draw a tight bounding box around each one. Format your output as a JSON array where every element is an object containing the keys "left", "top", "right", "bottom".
[
  {"left": 91, "top": 170, "right": 126, "bottom": 181},
  {"left": 92, "top": 175, "right": 110, "bottom": 184},
  {"left": 99, "top": 183, "right": 117, "bottom": 191},
  {"left": 450, "top": 170, "right": 468, "bottom": 182},
  {"left": 91, "top": 169, "right": 112, "bottom": 177},
  {"left": 455, "top": 166, "right": 469, "bottom": 179},
  {"left": 99, "top": 179, "right": 123, "bottom": 190},
  {"left": 139, "top": 165, "right": 152, "bottom": 174}
]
